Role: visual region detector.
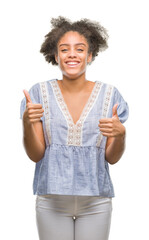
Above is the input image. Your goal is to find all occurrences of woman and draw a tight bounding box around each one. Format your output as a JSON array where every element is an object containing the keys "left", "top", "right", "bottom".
[{"left": 20, "top": 16, "right": 129, "bottom": 240}]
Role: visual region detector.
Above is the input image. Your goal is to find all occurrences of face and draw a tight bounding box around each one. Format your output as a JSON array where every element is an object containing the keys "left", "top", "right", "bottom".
[{"left": 55, "top": 31, "right": 92, "bottom": 80}]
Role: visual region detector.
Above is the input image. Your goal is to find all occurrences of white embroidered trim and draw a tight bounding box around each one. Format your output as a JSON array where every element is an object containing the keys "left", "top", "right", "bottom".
[
  {"left": 51, "top": 80, "right": 102, "bottom": 146},
  {"left": 96, "top": 84, "right": 114, "bottom": 147},
  {"left": 40, "top": 82, "right": 51, "bottom": 145}
]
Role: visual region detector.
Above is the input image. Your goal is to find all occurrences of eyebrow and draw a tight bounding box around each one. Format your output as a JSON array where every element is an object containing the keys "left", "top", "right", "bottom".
[{"left": 59, "top": 43, "right": 87, "bottom": 47}]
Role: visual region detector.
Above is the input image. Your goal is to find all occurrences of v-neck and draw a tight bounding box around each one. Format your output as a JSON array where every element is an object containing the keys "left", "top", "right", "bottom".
[{"left": 53, "top": 79, "right": 99, "bottom": 126}]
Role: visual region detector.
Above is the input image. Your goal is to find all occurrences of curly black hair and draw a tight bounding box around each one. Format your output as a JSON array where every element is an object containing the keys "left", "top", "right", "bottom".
[{"left": 40, "top": 16, "right": 109, "bottom": 65}]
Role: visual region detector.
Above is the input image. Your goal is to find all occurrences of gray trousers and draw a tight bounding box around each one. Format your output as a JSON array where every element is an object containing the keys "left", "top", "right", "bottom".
[{"left": 36, "top": 194, "right": 112, "bottom": 240}]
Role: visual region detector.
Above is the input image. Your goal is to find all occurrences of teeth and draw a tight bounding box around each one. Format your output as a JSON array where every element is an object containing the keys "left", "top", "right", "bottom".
[{"left": 67, "top": 62, "right": 79, "bottom": 65}]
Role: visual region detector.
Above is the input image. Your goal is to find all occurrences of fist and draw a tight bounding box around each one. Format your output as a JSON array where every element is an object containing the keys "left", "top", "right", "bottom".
[
  {"left": 98, "top": 104, "right": 125, "bottom": 137},
  {"left": 23, "top": 90, "right": 44, "bottom": 124}
]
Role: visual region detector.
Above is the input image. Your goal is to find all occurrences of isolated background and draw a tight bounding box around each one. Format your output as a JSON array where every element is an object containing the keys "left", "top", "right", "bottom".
[{"left": 0, "top": 0, "right": 149, "bottom": 239}]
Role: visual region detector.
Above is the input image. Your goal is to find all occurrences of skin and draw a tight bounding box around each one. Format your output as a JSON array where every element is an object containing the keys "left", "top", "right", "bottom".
[
  {"left": 22, "top": 90, "right": 45, "bottom": 163},
  {"left": 22, "top": 31, "right": 126, "bottom": 164},
  {"left": 55, "top": 31, "right": 92, "bottom": 83},
  {"left": 100, "top": 103, "right": 126, "bottom": 164}
]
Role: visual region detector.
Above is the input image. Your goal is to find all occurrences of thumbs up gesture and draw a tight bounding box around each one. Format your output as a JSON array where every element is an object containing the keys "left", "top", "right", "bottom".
[
  {"left": 98, "top": 104, "right": 125, "bottom": 137},
  {"left": 23, "top": 90, "right": 44, "bottom": 124}
]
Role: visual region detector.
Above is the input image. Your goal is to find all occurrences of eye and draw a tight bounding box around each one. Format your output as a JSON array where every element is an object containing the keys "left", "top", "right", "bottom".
[
  {"left": 77, "top": 49, "right": 84, "bottom": 52},
  {"left": 61, "top": 49, "right": 68, "bottom": 52}
]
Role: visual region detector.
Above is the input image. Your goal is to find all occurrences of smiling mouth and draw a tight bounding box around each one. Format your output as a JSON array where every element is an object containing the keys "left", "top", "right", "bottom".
[{"left": 65, "top": 61, "right": 80, "bottom": 67}]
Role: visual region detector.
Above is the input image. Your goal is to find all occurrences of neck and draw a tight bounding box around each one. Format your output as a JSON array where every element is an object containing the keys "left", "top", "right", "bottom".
[{"left": 60, "top": 73, "right": 88, "bottom": 93}]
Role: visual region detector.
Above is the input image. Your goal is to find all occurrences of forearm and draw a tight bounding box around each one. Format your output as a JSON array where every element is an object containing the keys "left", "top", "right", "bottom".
[
  {"left": 105, "top": 133, "right": 126, "bottom": 164},
  {"left": 23, "top": 121, "right": 45, "bottom": 163}
]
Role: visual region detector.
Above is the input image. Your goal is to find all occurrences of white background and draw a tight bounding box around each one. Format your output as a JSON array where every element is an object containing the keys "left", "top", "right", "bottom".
[{"left": 0, "top": 0, "right": 149, "bottom": 239}]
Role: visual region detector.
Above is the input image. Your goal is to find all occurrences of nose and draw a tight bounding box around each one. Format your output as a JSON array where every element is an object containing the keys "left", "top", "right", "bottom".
[{"left": 68, "top": 48, "right": 77, "bottom": 58}]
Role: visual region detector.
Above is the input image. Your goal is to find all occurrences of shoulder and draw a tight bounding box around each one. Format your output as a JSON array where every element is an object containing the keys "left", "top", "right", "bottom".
[
  {"left": 30, "top": 79, "right": 57, "bottom": 91},
  {"left": 96, "top": 81, "right": 125, "bottom": 98},
  {"left": 95, "top": 81, "right": 115, "bottom": 97},
  {"left": 95, "top": 80, "right": 114, "bottom": 88}
]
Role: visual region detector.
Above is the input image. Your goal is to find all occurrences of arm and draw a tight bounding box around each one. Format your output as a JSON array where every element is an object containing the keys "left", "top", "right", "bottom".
[
  {"left": 22, "top": 90, "right": 46, "bottom": 163},
  {"left": 105, "top": 131, "right": 126, "bottom": 164},
  {"left": 99, "top": 104, "right": 126, "bottom": 165}
]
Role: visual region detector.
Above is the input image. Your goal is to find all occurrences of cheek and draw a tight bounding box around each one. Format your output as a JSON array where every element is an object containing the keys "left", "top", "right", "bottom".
[
  {"left": 58, "top": 59, "right": 66, "bottom": 71},
  {"left": 58, "top": 53, "right": 66, "bottom": 64},
  {"left": 82, "top": 56, "right": 89, "bottom": 66}
]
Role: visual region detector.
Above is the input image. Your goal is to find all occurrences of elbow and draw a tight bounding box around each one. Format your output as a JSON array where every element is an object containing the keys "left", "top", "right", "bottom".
[
  {"left": 106, "top": 149, "right": 125, "bottom": 165},
  {"left": 23, "top": 143, "right": 45, "bottom": 163},
  {"left": 29, "top": 155, "right": 44, "bottom": 163},
  {"left": 28, "top": 151, "right": 45, "bottom": 163},
  {"left": 106, "top": 156, "right": 119, "bottom": 165},
  {"left": 23, "top": 137, "right": 46, "bottom": 163},
  {"left": 107, "top": 158, "right": 120, "bottom": 165}
]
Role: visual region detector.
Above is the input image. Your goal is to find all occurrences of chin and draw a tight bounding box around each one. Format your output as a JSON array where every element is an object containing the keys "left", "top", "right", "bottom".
[
  {"left": 63, "top": 70, "right": 85, "bottom": 80},
  {"left": 64, "top": 74, "right": 83, "bottom": 80}
]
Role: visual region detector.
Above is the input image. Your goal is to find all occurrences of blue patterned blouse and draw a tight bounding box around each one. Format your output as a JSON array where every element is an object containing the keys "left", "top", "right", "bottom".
[{"left": 20, "top": 79, "right": 129, "bottom": 197}]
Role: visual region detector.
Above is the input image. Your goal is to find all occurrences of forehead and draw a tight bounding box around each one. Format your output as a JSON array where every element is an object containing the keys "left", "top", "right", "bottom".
[{"left": 58, "top": 31, "right": 88, "bottom": 46}]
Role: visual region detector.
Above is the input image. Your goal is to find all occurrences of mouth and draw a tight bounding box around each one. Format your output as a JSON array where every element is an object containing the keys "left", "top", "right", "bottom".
[{"left": 65, "top": 61, "right": 80, "bottom": 67}]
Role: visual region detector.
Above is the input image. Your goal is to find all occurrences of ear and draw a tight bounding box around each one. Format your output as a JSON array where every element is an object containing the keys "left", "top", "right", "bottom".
[
  {"left": 55, "top": 54, "right": 58, "bottom": 64},
  {"left": 87, "top": 52, "right": 92, "bottom": 64}
]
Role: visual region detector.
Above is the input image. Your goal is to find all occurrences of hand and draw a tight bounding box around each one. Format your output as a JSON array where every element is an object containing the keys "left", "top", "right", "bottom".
[
  {"left": 23, "top": 90, "right": 44, "bottom": 124},
  {"left": 98, "top": 104, "right": 125, "bottom": 137}
]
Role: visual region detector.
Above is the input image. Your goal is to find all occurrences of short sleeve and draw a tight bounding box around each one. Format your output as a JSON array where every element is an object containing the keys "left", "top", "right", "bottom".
[
  {"left": 20, "top": 83, "right": 42, "bottom": 120},
  {"left": 113, "top": 87, "right": 129, "bottom": 123}
]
